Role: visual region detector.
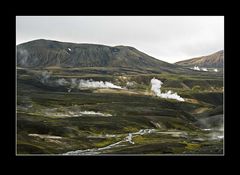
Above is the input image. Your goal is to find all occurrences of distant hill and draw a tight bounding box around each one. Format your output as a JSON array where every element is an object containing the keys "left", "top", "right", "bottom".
[
  {"left": 17, "top": 39, "right": 181, "bottom": 73},
  {"left": 175, "top": 50, "right": 223, "bottom": 68}
]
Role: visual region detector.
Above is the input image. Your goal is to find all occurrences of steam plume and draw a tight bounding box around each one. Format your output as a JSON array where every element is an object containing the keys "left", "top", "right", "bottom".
[
  {"left": 78, "top": 79, "right": 122, "bottom": 89},
  {"left": 150, "top": 78, "right": 184, "bottom": 102},
  {"left": 192, "top": 66, "right": 200, "bottom": 71},
  {"left": 40, "top": 71, "right": 52, "bottom": 83},
  {"left": 56, "top": 78, "right": 69, "bottom": 86}
]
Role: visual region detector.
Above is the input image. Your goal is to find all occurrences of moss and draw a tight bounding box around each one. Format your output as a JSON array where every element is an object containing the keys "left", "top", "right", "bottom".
[
  {"left": 17, "top": 143, "right": 49, "bottom": 154},
  {"left": 192, "top": 85, "right": 202, "bottom": 92},
  {"left": 123, "top": 126, "right": 138, "bottom": 133},
  {"left": 17, "top": 68, "right": 223, "bottom": 154},
  {"left": 132, "top": 135, "right": 145, "bottom": 144},
  {"left": 94, "top": 138, "right": 120, "bottom": 148},
  {"left": 181, "top": 141, "right": 201, "bottom": 150}
]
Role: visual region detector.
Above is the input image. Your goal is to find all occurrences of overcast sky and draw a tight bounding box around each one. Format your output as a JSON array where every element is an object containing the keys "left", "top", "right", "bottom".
[{"left": 16, "top": 16, "right": 224, "bottom": 63}]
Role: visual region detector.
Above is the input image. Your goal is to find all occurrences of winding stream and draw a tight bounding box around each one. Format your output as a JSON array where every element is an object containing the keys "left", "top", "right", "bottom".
[
  {"left": 62, "top": 128, "right": 223, "bottom": 155},
  {"left": 63, "top": 129, "right": 156, "bottom": 155}
]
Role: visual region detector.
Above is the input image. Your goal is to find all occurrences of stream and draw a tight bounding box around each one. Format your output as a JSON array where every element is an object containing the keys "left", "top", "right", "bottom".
[
  {"left": 62, "top": 128, "right": 223, "bottom": 155},
  {"left": 63, "top": 129, "right": 156, "bottom": 155}
]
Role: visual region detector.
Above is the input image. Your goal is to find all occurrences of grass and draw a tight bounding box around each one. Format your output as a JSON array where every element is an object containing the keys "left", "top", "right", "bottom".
[
  {"left": 181, "top": 141, "right": 201, "bottom": 150},
  {"left": 94, "top": 137, "right": 122, "bottom": 148},
  {"left": 16, "top": 68, "right": 223, "bottom": 154}
]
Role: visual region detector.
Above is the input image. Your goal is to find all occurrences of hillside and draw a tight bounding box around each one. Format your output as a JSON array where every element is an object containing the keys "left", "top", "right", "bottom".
[
  {"left": 17, "top": 39, "right": 181, "bottom": 73},
  {"left": 16, "top": 39, "right": 224, "bottom": 155},
  {"left": 175, "top": 50, "right": 223, "bottom": 68}
]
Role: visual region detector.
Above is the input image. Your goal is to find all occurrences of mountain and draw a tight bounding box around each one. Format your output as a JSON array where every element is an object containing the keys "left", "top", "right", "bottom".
[
  {"left": 175, "top": 50, "right": 224, "bottom": 68},
  {"left": 17, "top": 39, "right": 180, "bottom": 72},
  {"left": 17, "top": 40, "right": 224, "bottom": 155}
]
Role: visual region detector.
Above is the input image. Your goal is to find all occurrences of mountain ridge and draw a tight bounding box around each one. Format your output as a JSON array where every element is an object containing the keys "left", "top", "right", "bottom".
[
  {"left": 16, "top": 39, "right": 178, "bottom": 72},
  {"left": 175, "top": 50, "right": 224, "bottom": 68}
]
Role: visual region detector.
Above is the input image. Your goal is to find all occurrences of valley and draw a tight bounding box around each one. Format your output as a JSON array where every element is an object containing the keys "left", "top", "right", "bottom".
[
  {"left": 17, "top": 67, "right": 223, "bottom": 155},
  {"left": 16, "top": 40, "right": 224, "bottom": 155}
]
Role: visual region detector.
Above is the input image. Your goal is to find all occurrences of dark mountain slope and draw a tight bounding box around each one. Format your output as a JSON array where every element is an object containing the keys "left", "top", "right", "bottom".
[{"left": 17, "top": 39, "right": 179, "bottom": 72}]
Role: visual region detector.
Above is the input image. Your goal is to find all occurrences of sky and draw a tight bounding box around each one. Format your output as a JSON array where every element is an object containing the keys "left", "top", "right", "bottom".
[{"left": 16, "top": 16, "right": 224, "bottom": 63}]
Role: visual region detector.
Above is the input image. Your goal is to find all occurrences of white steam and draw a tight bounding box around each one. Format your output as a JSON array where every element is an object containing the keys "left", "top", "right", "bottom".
[
  {"left": 201, "top": 68, "right": 208, "bottom": 71},
  {"left": 56, "top": 78, "right": 69, "bottom": 86},
  {"left": 158, "top": 90, "right": 185, "bottom": 101},
  {"left": 67, "top": 88, "right": 71, "bottom": 92},
  {"left": 55, "top": 78, "right": 122, "bottom": 89},
  {"left": 150, "top": 78, "right": 184, "bottom": 102},
  {"left": 70, "top": 78, "right": 78, "bottom": 88},
  {"left": 38, "top": 71, "right": 122, "bottom": 90},
  {"left": 78, "top": 79, "right": 122, "bottom": 89},
  {"left": 151, "top": 78, "right": 162, "bottom": 95},
  {"left": 126, "top": 81, "right": 135, "bottom": 87},
  {"left": 40, "top": 71, "right": 52, "bottom": 83},
  {"left": 190, "top": 66, "right": 208, "bottom": 72},
  {"left": 191, "top": 66, "right": 200, "bottom": 71}
]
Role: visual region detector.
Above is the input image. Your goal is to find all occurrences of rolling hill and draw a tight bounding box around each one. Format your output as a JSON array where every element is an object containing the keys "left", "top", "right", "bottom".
[
  {"left": 175, "top": 50, "right": 224, "bottom": 68},
  {"left": 16, "top": 39, "right": 224, "bottom": 155},
  {"left": 17, "top": 39, "right": 181, "bottom": 73}
]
